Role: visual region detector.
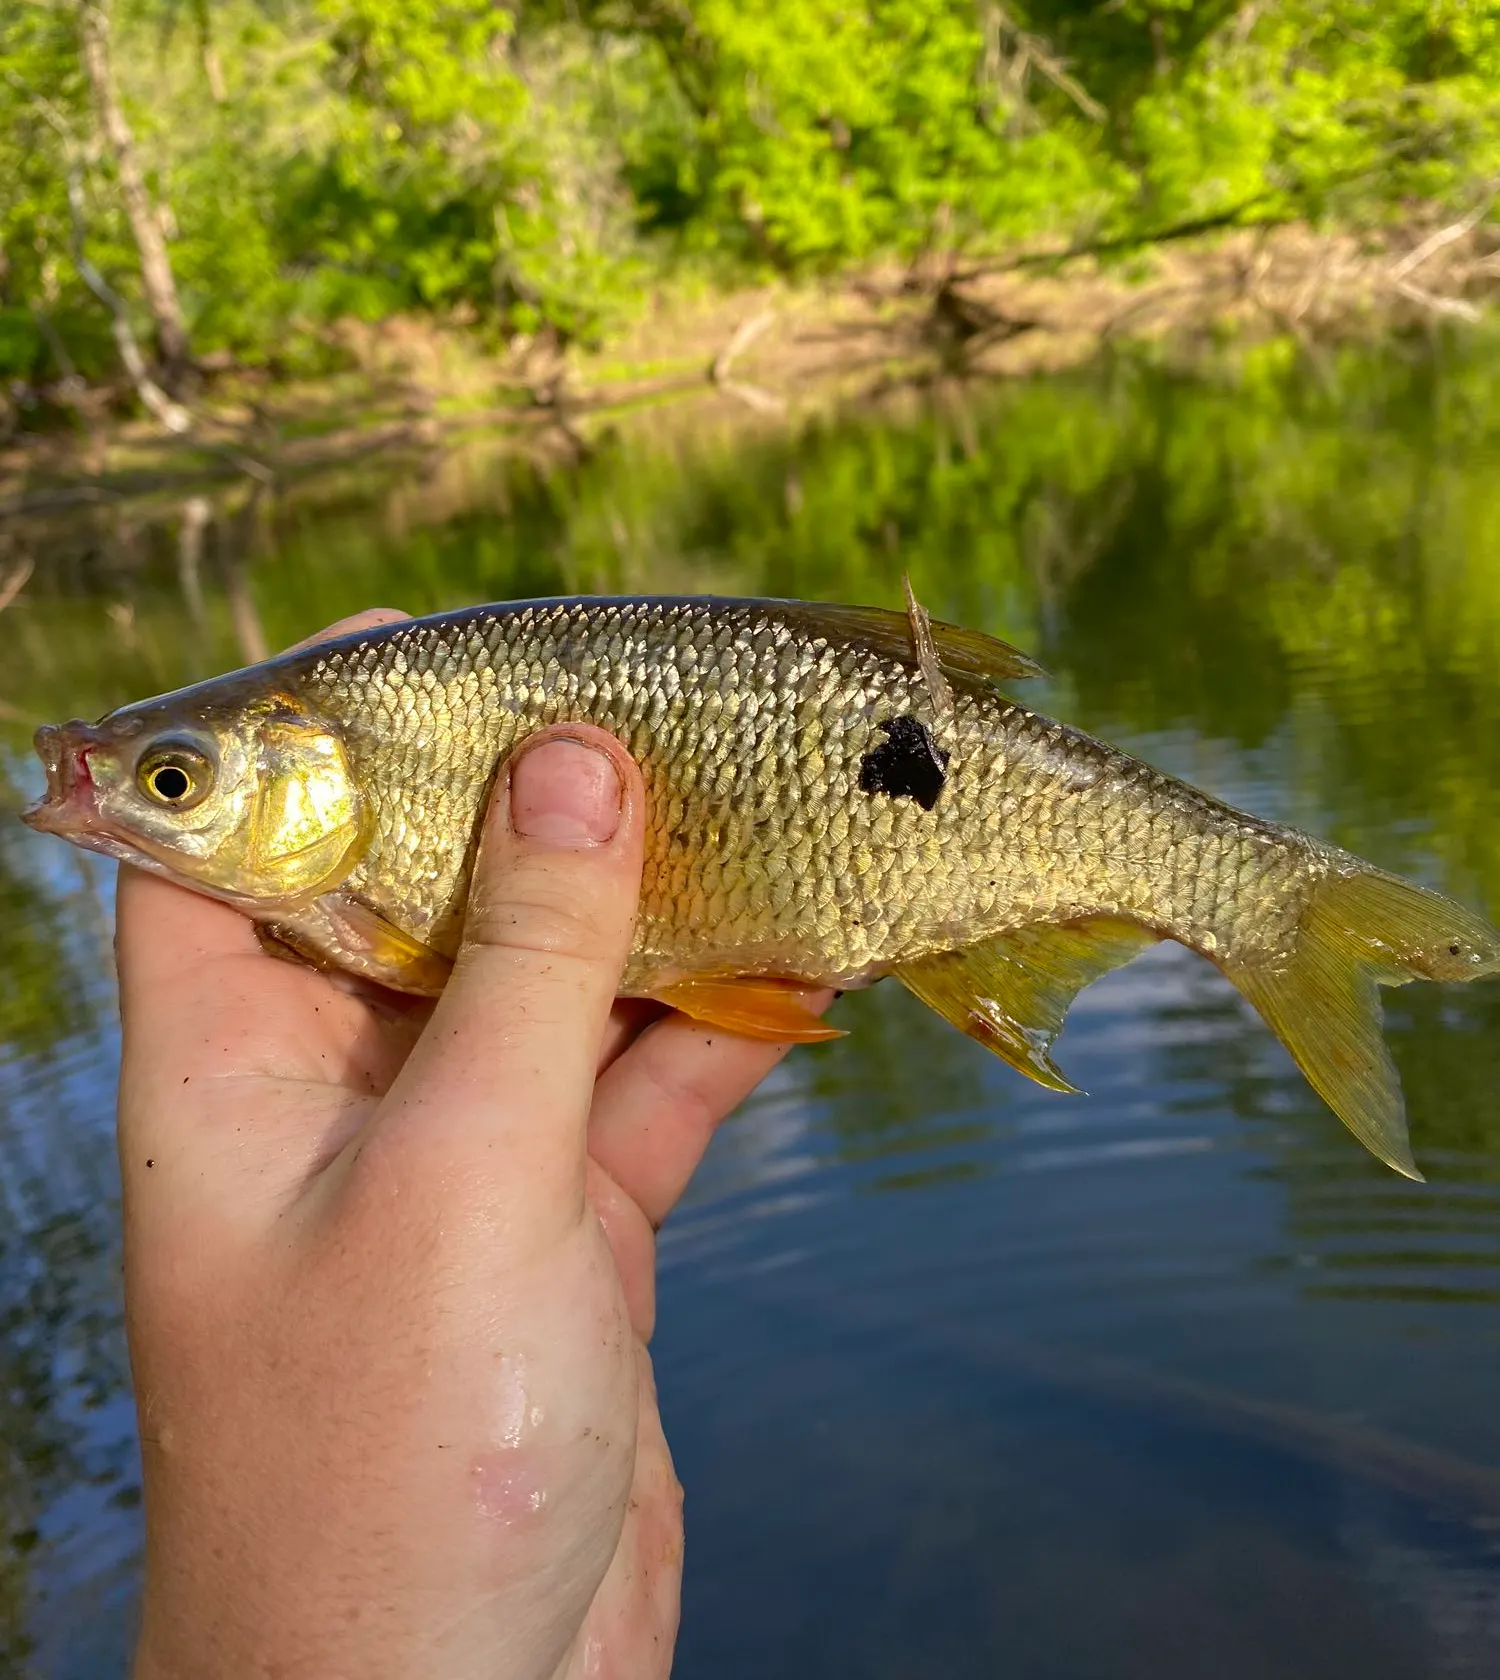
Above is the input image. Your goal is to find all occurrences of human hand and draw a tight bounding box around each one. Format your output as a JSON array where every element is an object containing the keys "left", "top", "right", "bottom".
[{"left": 118, "top": 610, "right": 830, "bottom": 1680}]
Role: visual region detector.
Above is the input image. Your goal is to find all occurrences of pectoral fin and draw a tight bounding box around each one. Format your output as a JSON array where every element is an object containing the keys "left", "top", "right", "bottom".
[
  {"left": 258, "top": 892, "right": 454, "bottom": 996},
  {"left": 651, "top": 977, "right": 845, "bottom": 1043},
  {"left": 897, "top": 918, "right": 1159, "bottom": 1092}
]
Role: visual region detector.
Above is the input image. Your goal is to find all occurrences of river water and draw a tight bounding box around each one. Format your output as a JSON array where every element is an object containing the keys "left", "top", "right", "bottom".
[{"left": 4, "top": 336, "right": 1500, "bottom": 1677}]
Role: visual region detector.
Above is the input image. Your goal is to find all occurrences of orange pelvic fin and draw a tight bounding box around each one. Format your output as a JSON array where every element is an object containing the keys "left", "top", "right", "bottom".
[{"left": 650, "top": 976, "right": 845, "bottom": 1044}]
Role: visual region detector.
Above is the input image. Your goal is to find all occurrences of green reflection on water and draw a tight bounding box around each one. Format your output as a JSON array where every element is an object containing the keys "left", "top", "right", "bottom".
[{"left": 0, "top": 800, "right": 92, "bottom": 1061}]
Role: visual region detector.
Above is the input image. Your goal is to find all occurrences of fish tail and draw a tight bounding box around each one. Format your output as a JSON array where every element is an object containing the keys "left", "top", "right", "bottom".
[{"left": 1225, "top": 868, "right": 1500, "bottom": 1181}]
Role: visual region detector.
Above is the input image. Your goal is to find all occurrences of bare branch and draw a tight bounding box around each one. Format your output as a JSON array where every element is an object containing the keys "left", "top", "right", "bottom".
[
  {"left": 710, "top": 308, "right": 775, "bottom": 384},
  {"left": 1388, "top": 202, "right": 1492, "bottom": 281},
  {"left": 7, "top": 70, "right": 189, "bottom": 425},
  {"left": 717, "top": 379, "right": 786, "bottom": 415},
  {"left": 1232, "top": 2, "right": 1267, "bottom": 45},
  {"left": 0, "top": 558, "right": 35, "bottom": 615},
  {"left": 709, "top": 308, "right": 785, "bottom": 412},
  {"left": 12, "top": 71, "right": 274, "bottom": 476},
  {"left": 61, "top": 160, "right": 193, "bottom": 432},
  {"left": 78, "top": 0, "right": 193, "bottom": 386},
  {"left": 1391, "top": 277, "right": 1482, "bottom": 322},
  {"left": 952, "top": 197, "right": 1280, "bottom": 284},
  {"left": 986, "top": 4, "right": 1106, "bottom": 124}
]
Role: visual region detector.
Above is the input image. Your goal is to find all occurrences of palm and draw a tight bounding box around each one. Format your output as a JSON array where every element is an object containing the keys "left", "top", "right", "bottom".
[{"left": 119, "top": 857, "right": 822, "bottom": 1680}]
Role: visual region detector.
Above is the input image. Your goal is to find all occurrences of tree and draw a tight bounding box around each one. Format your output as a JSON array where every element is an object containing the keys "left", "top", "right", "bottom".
[{"left": 76, "top": 0, "right": 191, "bottom": 389}]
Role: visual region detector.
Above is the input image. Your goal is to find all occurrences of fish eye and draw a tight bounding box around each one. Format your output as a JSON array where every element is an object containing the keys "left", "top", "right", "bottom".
[{"left": 137, "top": 742, "right": 214, "bottom": 810}]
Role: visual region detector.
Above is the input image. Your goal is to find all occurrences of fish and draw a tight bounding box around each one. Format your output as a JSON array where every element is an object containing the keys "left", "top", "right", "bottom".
[{"left": 21, "top": 589, "right": 1500, "bottom": 1180}]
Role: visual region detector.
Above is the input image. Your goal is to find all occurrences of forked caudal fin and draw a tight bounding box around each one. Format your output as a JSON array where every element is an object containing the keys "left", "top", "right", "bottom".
[
  {"left": 894, "top": 870, "right": 1500, "bottom": 1182},
  {"left": 1226, "top": 870, "right": 1500, "bottom": 1181}
]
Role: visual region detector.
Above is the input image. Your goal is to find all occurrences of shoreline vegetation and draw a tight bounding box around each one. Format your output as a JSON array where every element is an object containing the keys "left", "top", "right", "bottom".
[
  {"left": 5, "top": 221, "right": 1497, "bottom": 518},
  {"left": 3, "top": 3, "right": 1498, "bottom": 513}
]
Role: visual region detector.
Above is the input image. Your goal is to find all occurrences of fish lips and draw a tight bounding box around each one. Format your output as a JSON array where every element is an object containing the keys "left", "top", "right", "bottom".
[{"left": 22, "top": 721, "right": 113, "bottom": 839}]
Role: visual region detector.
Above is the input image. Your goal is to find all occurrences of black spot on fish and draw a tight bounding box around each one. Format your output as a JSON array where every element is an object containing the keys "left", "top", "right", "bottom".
[{"left": 858, "top": 716, "right": 950, "bottom": 812}]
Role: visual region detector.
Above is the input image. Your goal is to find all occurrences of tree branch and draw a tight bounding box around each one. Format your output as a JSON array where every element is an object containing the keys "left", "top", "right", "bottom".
[
  {"left": 952, "top": 197, "right": 1281, "bottom": 283},
  {"left": 1388, "top": 201, "right": 1492, "bottom": 281},
  {"left": 77, "top": 0, "right": 193, "bottom": 386},
  {"left": 984, "top": 4, "right": 1106, "bottom": 125},
  {"left": 61, "top": 159, "right": 193, "bottom": 432}
]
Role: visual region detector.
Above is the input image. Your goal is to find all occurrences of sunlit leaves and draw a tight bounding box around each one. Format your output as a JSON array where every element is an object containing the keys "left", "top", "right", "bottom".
[
  {"left": 1130, "top": 1, "right": 1500, "bottom": 226},
  {"left": 2, "top": 0, "right": 1498, "bottom": 390}
]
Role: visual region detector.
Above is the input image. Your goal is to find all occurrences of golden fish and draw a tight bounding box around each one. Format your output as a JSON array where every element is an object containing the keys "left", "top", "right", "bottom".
[{"left": 22, "top": 590, "right": 1500, "bottom": 1180}]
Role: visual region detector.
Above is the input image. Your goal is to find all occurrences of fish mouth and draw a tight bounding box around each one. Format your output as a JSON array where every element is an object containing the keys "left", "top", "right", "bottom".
[
  {"left": 21, "top": 721, "right": 171, "bottom": 877},
  {"left": 21, "top": 722, "right": 109, "bottom": 838}
]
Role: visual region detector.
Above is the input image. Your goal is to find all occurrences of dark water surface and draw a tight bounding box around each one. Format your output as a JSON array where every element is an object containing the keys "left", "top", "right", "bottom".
[{"left": 5, "top": 336, "right": 1500, "bottom": 1676}]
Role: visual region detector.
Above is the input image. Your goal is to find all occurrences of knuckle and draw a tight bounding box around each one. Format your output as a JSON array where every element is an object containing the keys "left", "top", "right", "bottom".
[
  {"left": 465, "top": 871, "right": 624, "bottom": 967},
  {"left": 638, "top": 1029, "right": 756, "bottom": 1138}
]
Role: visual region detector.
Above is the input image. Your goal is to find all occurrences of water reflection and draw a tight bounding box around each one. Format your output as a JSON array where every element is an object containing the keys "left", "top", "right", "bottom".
[
  {"left": 6, "top": 333, "right": 1500, "bottom": 1673},
  {"left": 0, "top": 769, "right": 131, "bottom": 1675}
]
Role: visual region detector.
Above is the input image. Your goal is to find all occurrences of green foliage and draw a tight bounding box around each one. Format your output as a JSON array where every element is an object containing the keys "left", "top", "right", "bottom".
[
  {"left": 1, "top": 0, "right": 1498, "bottom": 392},
  {"left": 1127, "top": 0, "right": 1500, "bottom": 225},
  {"left": 284, "top": 1, "right": 526, "bottom": 315},
  {"left": 0, "top": 4, "right": 96, "bottom": 373},
  {"left": 602, "top": 0, "right": 1123, "bottom": 265},
  {"left": 0, "top": 0, "right": 647, "bottom": 386}
]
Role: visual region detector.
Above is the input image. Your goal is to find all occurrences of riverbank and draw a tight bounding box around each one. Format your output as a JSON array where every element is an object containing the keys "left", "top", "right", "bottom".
[{"left": 3, "top": 220, "right": 1495, "bottom": 520}]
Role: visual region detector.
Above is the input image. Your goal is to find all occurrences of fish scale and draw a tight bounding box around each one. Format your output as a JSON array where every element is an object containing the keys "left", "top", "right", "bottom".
[{"left": 298, "top": 597, "right": 1307, "bottom": 985}]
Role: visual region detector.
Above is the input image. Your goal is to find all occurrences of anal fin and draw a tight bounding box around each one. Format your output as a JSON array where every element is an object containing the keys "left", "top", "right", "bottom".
[
  {"left": 897, "top": 918, "right": 1158, "bottom": 1093},
  {"left": 651, "top": 977, "right": 844, "bottom": 1044}
]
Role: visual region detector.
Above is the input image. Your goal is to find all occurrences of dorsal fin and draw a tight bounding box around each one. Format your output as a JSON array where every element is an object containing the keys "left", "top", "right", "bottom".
[
  {"left": 902, "top": 573, "right": 956, "bottom": 718},
  {"left": 775, "top": 599, "right": 1045, "bottom": 687}
]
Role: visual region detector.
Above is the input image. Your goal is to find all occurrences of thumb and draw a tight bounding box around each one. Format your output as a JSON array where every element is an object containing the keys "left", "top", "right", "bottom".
[{"left": 354, "top": 725, "right": 646, "bottom": 1248}]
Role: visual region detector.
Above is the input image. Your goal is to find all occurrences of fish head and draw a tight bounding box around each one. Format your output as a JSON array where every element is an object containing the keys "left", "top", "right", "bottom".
[{"left": 22, "top": 691, "right": 369, "bottom": 909}]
